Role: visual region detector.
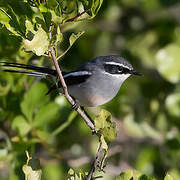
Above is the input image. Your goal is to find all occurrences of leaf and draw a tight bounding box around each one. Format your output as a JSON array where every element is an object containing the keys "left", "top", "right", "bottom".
[
  {"left": 0, "top": 7, "right": 21, "bottom": 36},
  {"left": 79, "top": 0, "right": 89, "bottom": 8},
  {"left": 43, "top": 163, "right": 63, "bottom": 180},
  {"left": 35, "top": 130, "right": 51, "bottom": 143},
  {"left": 90, "top": 0, "right": 103, "bottom": 18},
  {"left": 32, "top": 102, "right": 60, "bottom": 128},
  {"left": 69, "top": 31, "right": 85, "bottom": 46},
  {"left": 25, "top": 19, "right": 35, "bottom": 40},
  {"left": 12, "top": 116, "right": 31, "bottom": 136},
  {"left": 0, "top": 71, "right": 13, "bottom": 96},
  {"left": 51, "top": 25, "right": 63, "bottom": 46},
  {"left": 57, "top": 31, "right": 84, "bottom": 60},
  {"left": 116, "top": 170, "right": 141, "bottom": 180},
  {"left": 139, "top": 174, "right": 155, "bottom": 180},
  {"left": 56, "top": 26, "right": 63, "bottom": 44},
  {"left": 82, "top": 0, "right": 103, "bottom": 19},
  {"left": 0, "top": 0, "right": 33, "bottom": 37},
  {"left": 0, "top": 8, "right": 10, "bottom": 24},
  {"left": 94, "top": 109, "right": 112, "bottom": 130},
  {"left": 165, "top": 92, "right": 180, "bottom": 118},
  {"left": 23, "top": 26, "right": 49, "bottom": 56},
  {"left": 100, "top": 135, "right": 108, "bottom": 151},
  {"left": 164, "top": 173, "right": 174, "bottom": 180},
  {"left": 124, "top": 115, "right": 162, "bottom": 140},
  {"left": 22, "top": 151, "right": 42, "bottom": 180},
  {"left": 68, "top": 168, "right": 75, "bottom": 176},
  {"left": 94, "top": 109, "right": 117, "bottom": 142},
  {"left": 155, "top": 44, "right": 180, "bottom": 83},
  {"left": 20, "top": 82, "right": 49, "bottom": 122},
  {"left": 67, "top": 168, "right": 87, "bottom": 180}
]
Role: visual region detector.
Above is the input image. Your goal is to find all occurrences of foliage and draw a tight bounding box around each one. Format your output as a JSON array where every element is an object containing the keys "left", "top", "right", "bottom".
[
  {"left": 22, "top": 151, "right": 42, "bottom": 180},
  {"left": 116, "top": 170, "right": 174, "bottom": 180},
  {"left": 0, "top": 0, "right": 180, "bottom": 180}
]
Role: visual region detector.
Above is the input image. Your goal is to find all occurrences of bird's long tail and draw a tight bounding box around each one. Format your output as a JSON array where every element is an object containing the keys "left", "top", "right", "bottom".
[
  {"left": 0, "top": 62, "right": 59, "bottom": 94},
  {"left": 0, "top": 62, "right": 57, "bottom": 78}
]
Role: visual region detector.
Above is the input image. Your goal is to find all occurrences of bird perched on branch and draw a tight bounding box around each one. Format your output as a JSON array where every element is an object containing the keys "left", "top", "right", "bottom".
[{"left": 0, "top": 55, "right": 142, "bottom": 107}]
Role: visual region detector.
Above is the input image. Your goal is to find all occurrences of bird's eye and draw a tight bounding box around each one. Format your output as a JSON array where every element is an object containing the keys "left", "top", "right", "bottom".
[{"left": 118, "top": 66, "right": 123, "bottom": 73}]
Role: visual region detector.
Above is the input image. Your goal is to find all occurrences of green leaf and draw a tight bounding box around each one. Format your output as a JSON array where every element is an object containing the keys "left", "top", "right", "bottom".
[
  {"left": 100, "top": 135, "right": 108, "bottom": 151},
  {"left": 0, "top": 71, "right": 13, "bottom": 96},
  {"left": 165, "top": 92, "right": 180, "bottom": 118},
  {"left": 12, "top": 116, "right": 31, "bottom": 136},
  {"left": 164, "top": 173, "right": 174, "bottom": 180},
  {"left": 0, "top": 0, "right": 32, "bottom": 38},
  {"left": 0, "top": 7, "right": 21, "bottom": 36},
  {"left": 89, "top": 0, "right": 103, "bottom": 18},
  {"left": 67, "top": 168, "right": 87, "bottom": 180},
  {"left": 139, "top": 174, "right": 155, "bottom": 180},
  {"left": 25, "top": 19, "right": 36, "bottom": 40},
  {"left": 35, "top": 130, "right": 51, "bottom": 143},
  {"left": 23, "top": 26, "right": 49, "bottom": 56},
  {"left": 94, "top": 109, "right": 117, "bottom": 142},
  {"left": 94, "top": 109, "right": 112, "bottom": 130},
  {"left": 69, "top": 31, "right": 85, "bottom": 46},
  {"left": 20, "top": 82, "right": 49, "bottom": 122},
  {"left": 32, "top": 102, "right": 59, "bottom": 128},
  {"left": 50, "top": 10, "right": 63, "bottom": 24},
  {"left": 0, "top": 8, "right": 10, "bottom": 24},
  {"left": 56, "top": 26, "right": 63, "bottom": 43},
  {"left": 51, "top": 25, "right": 63, "bottom": 46},
  {"left": 43, "top": 163, "right": 63, "bottom": 180},
  {"left": 79, "top": 0, "right": 89, "bottom": 8},
  {"left": 116, "top": 170, "right": 141, "bottom": 180},
  {"left": 168, "top": 169, "right": 180, "bottom": 180},
  {"left": 124, "top": 115, "right": 162, "bottom": 140},
  {"left": 82, "top": 0, "right": 103, "bottom": 19},
  {"left": 136, "top": 147, "right": 157, "bottom": 175},
  {"left": 155, "top": 44, "right": 180, "bottom": 83},
  {"left": 57, "top": 31, "right": 84, "bottom": 60}
]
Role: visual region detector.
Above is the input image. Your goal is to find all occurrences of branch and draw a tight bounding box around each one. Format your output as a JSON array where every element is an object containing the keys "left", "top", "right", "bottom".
[
  {"left": 49, "top": 24, "right": 95, "bottom": 132},
  {"left": 65, "top": 10, "right": 88, "bottom": 23},
  {"left": 86, "top": 141, "right": 102, "bottom": 180}
]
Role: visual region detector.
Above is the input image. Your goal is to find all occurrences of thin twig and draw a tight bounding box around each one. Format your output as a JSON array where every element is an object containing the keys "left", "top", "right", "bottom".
[
  {"left": 65, "top": 10, "right": 88, "bottom": 23},
  {"left": 49, "top": 24, "right": 95, "bottom": 132},
  {"left": 86, "top": 141, "right": 102, "bottom": 180}
]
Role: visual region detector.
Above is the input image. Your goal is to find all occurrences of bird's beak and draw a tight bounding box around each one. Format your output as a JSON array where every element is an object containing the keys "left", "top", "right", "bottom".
[{"left": 130, "top": 70, "right": 143, "bottom": 76}]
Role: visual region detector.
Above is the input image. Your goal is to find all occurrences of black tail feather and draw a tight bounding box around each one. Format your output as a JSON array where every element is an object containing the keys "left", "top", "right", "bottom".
[
  {"left": 0, "top": 61, "right": 65, "bottom": 95},
  {"left": 0, "top": 62, "right": 57, "bottom": 76},
  {"left": 2, "top": 69, "right": 47, "bottom": 78}
]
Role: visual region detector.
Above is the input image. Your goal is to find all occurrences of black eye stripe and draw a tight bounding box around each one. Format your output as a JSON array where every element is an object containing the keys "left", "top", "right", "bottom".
[{"left": 104, "top": 64, "right": 130, "bottom": 74}]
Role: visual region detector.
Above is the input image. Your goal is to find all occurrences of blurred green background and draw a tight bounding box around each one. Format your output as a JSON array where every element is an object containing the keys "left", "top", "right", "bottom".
[{"left": 0, "top": 0, "right": 180, "bottom": 179}]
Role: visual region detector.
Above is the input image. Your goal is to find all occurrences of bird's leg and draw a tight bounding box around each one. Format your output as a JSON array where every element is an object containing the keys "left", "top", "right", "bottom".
[
  {"left": 70, "top": 97, "right": 97, "bottom": 134},
  {"left": 80, "top": 106, "right": 97, "bottom": 134}
]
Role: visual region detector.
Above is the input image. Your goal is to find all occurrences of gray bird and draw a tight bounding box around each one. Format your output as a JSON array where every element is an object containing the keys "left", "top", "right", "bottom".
[{"left": 0, "top": 55, "right": 142, "bottom": 107}]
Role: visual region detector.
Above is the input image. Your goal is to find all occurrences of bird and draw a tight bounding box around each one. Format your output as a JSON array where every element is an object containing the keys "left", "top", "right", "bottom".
[{"left": 0, "top": 55, "right": 142, "bottom": 107}]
